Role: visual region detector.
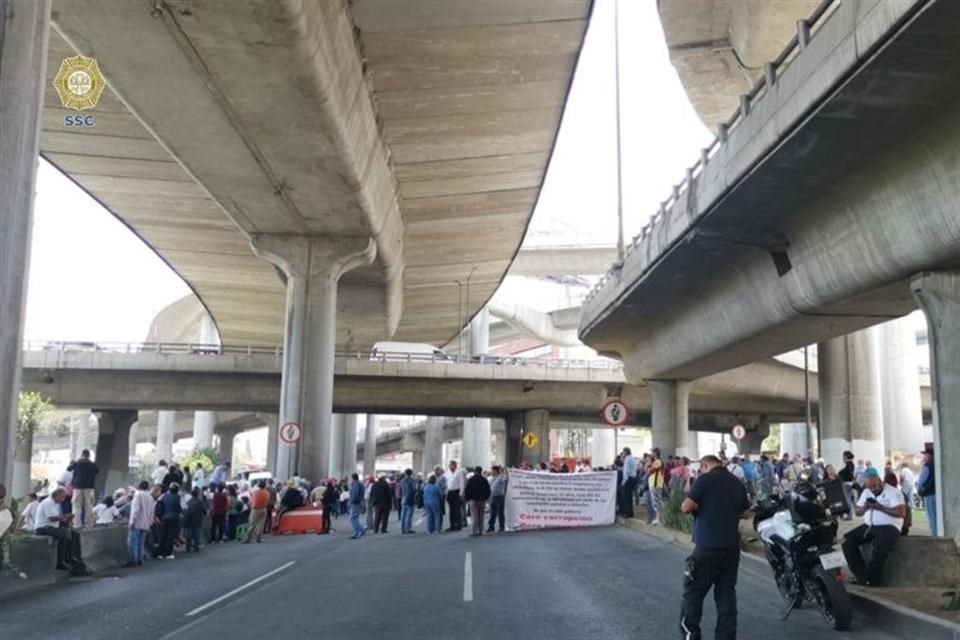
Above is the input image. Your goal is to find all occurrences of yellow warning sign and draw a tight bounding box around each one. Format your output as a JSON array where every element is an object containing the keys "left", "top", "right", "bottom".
[{"left": 522, "top": 433, "right": 539, "bottom": 449}]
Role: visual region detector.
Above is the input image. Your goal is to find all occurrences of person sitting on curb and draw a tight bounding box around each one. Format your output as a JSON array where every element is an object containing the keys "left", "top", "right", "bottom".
[
  {"left": 33, "top": 488, "right": 91, "bottom": 575},
  {"left": 841, "top": 467, "right": 905, "bottom": 586}
]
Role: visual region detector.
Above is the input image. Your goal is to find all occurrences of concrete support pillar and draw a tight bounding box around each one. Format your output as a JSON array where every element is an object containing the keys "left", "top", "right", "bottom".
[
  {"left": 423, "top": 417, "right": 444, "bottom": 474},
  {"left": 493, "top": 432, "right": 507, "bottom": 466},
  {"left": 192, "top": 411, "right": 216, "bottom": 450},
  {"left": 363, "top": 414, "right": 377, "bottom": 476},
  {"left": 12, "top": 428, "right": 34, "bottom": 498},
  {"left": 217, "top": 428, "right": 242, "bottom": 470},
  {"left": 462, "top": 418, "right": 491, "bottom": 470},
  {"left": 412, "top": 451, "right": 424, "bottom": 475},
  {"left": 128, "top": 421, "right": 140, "bottom": 454},
  {"left": 71, "top": 412, "right": 95, "bottom": 460},
  {"left": 590, "top": 428, "right": 616, "bottom": 467},
  {"left": 510, "top": 409, "right": 550, "bottom": 466},
  {"left": 251, "top": 235, "right": 375, "bottom": 484},
  {"left": 876, "top": 317, "right": 924, "bottom": 457},
  {"left": 93, "top": 410, "right": 138, "bottom": 496},
  {"left": 156, "top": 411, "right": 176, "bottom": 463},
  {"left": 780, "top": 423, "right": 809, "bottom": 458},
  {"left": 340, "top": 414, "right": 358, "bottom": 477},
  {"left": 0, "top": 0, "right": 51, "bottom": 492},
  {"left": 911, "top": 271, "right": 960, "bottom": 538},
  {"left": 328, "top": 413, "right": 345, "bottom": 479},
  {"left": 649, "top": 381, "right": 692, "bottom": 456},
  {"left": 191, "top": 314, "right": 219, "bottom": 450},
  {"left": 739, "top": 418, "right": 770, "bottom": 456},
  {"left": 818, "top": 330, "right": 885, "bottom": 467},
  {"left": 463, "top": 308, "right": 492, "bottom": 469},
  {"left": 265, "top": 415, "right": 278, "bottom": 476}
]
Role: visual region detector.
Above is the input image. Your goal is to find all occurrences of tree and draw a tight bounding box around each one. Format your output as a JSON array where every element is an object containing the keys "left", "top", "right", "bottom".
[{"left": 16, "top": 391, "right": 51, "bottom": 444}]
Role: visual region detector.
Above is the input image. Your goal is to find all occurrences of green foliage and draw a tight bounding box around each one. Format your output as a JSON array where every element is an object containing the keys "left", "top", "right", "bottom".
[
  {"left": 175, "top": 446, "right": 221, "bottom": 474},
  {"left": 660, "top": 488, "right": 693, "bottom": 534},
  {"left": 16, "top": 392, "right": 52, "bottom": 443},
  {"left": 760, "top": 424, "right": 781, "bottom": 455}
]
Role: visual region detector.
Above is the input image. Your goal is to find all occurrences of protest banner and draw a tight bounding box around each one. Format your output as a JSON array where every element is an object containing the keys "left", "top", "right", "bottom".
[{"left": 504, "top": 469, "right": 617, "bottom": 531}]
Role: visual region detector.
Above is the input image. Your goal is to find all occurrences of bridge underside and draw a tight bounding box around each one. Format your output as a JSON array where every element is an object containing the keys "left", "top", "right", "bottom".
[
  {"left": 582, "top": 0, "right": 960, "bottom": 381},
  {"left": 43, "top": 0, "right": 592, "bottom": 348}
]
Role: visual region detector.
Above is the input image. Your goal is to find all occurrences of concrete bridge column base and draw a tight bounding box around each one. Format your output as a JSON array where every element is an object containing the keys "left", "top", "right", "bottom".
[
  {"left": 251, "top": 235, "right": 375, "bottom": 484},
  {"left": 877, "top": 317, "right": 925, "bottom": 457},
  {"left": 93, "top": 410, "right": 138, "bottom": 496},
  {"left": 216, "top": 427, "right": 243, "bottom": 470},
  {"left": 590, "top": 428, "right": 616, "bottom": 468},
  {"left": 912, "top": 271, "right": 960, "bottom": 538},
  {"left": 338, "top": 414, "right": 358, "bottom": 478},
  {"left": 779, "top": 423, "right": 810, "bottom": 458},
  {"left": 508, "top": 409, "right": 550, "bottom": 466},
  {"left": 817, "top": 330, "right": 884, "bottom": 467},
  {"left": 192, "top": 411, "right": 216, "bottom": 450},
  {"left": 12, "top": 427, "right": 35, "bottom": 499},
  {"left": 156, "top": 411, "right": 176, "bottom": 464},
  {"left": 363, "top": 414, "right": 377, "bottom": 477},
  {"left": 462, "top": 417, "right": 491, "bottom": 470},
  {"left": 423, "top": 417, "right": 444, "bottom": 475},
  {"left": 649, "top": 381, "right": 692, "bottom": 456}
]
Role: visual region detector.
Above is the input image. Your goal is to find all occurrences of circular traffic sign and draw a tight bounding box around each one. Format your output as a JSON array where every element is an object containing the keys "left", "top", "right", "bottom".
[
  {"left": 732, "top": 424, "right": 746, "bottom": 440},
  {"left": 279, "top": 421, "right": 302, "bottom": 444},
  {"left": 601, "top": 399, "right": 629, "bottom": 427}
]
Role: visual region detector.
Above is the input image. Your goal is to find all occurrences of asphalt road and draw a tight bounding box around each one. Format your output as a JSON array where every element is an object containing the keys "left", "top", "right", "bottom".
[{"left": 0, "top": 515, "right": 904, "bottom": 640}]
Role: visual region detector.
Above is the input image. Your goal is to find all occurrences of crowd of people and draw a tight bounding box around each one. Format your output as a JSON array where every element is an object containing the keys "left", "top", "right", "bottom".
[
  {"left": 7, "top": 453, "right": 531, "bottom": 575},
  {"left": 6, "top": 437, "right": 938, "bottom": 589},
  {"left": 607, "top": 444, "right": 937, "bottom": 536}
]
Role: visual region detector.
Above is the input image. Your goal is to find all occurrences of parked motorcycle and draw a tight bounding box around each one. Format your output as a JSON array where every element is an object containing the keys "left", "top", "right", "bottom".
[{"left": 754, "top": 478, "right": 853, "bottom": 630}]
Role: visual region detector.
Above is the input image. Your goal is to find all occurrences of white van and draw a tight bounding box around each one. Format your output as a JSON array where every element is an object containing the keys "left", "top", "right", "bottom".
[{"left": 370, "top": 341, "right": 449, "bottom": 362}]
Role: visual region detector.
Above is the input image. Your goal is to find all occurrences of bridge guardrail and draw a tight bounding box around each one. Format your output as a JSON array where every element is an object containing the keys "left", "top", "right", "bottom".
[
  {"left": 584, "top": 0, "right": 839, "bottom": 304},
  {"left": 22, "top": 340, "right": 623, "bottom": 371}
]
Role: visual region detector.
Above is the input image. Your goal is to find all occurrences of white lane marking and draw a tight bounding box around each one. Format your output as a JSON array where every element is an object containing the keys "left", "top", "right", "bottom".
[
  {"left": 463, "top": 551, "right": 473, "bottom": 602},
  {"left": 184, "top": 561, "right": 296, "bottom": 617}
]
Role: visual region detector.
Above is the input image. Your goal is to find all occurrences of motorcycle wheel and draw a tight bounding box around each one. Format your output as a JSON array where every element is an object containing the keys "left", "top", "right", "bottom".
[{"left": 812, "top": 566, "right": 853, "bottom": 630}]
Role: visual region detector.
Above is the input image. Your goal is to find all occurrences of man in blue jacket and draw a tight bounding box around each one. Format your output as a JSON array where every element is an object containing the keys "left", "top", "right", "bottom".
[{"left": 348, "top": 473, "right": 366, "bottom": 539}]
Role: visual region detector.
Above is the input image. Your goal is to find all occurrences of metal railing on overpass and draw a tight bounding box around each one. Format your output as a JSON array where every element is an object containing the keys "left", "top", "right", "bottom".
[
  {"left": 585, "top": 0, "right": 839, "bottom": 303},
  {"left": 23, "top": 340, "right": 623, "bottom": 372}
]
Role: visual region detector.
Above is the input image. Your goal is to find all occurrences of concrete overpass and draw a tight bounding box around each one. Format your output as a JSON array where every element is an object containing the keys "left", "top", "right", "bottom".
[
  {"left": 2, "top": 0, "right": 594, "bottom": 489},
  {"left": 581, "top": 0, "right": 959, "bottom": 534},
  {"left": 21, "top": 345, "right": 835, "bottom": 422}
]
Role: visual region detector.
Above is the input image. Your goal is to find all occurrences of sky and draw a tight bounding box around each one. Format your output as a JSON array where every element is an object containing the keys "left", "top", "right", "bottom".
[{"left": 24, "top": 0, "right": 711, "bottom": 344}]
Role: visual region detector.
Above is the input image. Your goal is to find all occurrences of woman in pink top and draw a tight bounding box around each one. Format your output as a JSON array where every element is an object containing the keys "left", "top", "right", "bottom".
[{"left": 670, "top": 457, "right": 693, "bottom": 494}]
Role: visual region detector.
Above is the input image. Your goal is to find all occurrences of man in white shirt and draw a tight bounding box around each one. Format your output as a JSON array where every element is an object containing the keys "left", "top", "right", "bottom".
[
  {"left": 20, "top": 493, "right": 39, "bottom": 531},
  {"left": 152, "top": 460, "right": 169, "bottom": 486},
  {"left": 841, "top": 468, "right": 905, "bottom": 586},
  {"left": 33, "top": 489, "right": 90, "bottom": 574},
  {"left": 444, "top": 461, "right": 466, "bottom": 531}
]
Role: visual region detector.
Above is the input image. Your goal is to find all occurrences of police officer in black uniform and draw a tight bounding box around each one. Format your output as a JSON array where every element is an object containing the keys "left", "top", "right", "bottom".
[{"left": 679, "top": 454, "right": 751, "bottom": 640}]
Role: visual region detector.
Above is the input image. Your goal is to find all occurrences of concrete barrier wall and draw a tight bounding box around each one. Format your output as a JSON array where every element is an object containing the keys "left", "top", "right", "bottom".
[
  {"left": 79, "top": 525, "right": 129, "bottom": 573},
  {"left": 0, "top": 536, "right": 60, "bottom": 600},
  {"left": 880, "top": 537, "right": 960, "bottom": 589},
  {"left": 0, "top": 525, "right": 130, "bottom": 601}
]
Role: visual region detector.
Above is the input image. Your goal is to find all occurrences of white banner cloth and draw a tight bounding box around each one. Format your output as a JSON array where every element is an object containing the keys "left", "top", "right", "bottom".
[{"left": 504, "top": 469, "right": 617, "bottom": 531}]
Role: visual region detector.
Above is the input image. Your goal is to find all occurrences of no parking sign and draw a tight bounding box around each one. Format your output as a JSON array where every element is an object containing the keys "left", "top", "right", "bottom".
[
  {"left": 279, "top": 422, "right": 302, "bottom": 444},
  {"left": 601, "top": 399, "right": 629, "bottom": 427}
]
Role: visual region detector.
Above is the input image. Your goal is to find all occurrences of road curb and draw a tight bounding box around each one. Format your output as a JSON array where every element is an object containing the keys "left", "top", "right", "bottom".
[{"left": 617, "top": 518, "right": 959, "bottom": 638}]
